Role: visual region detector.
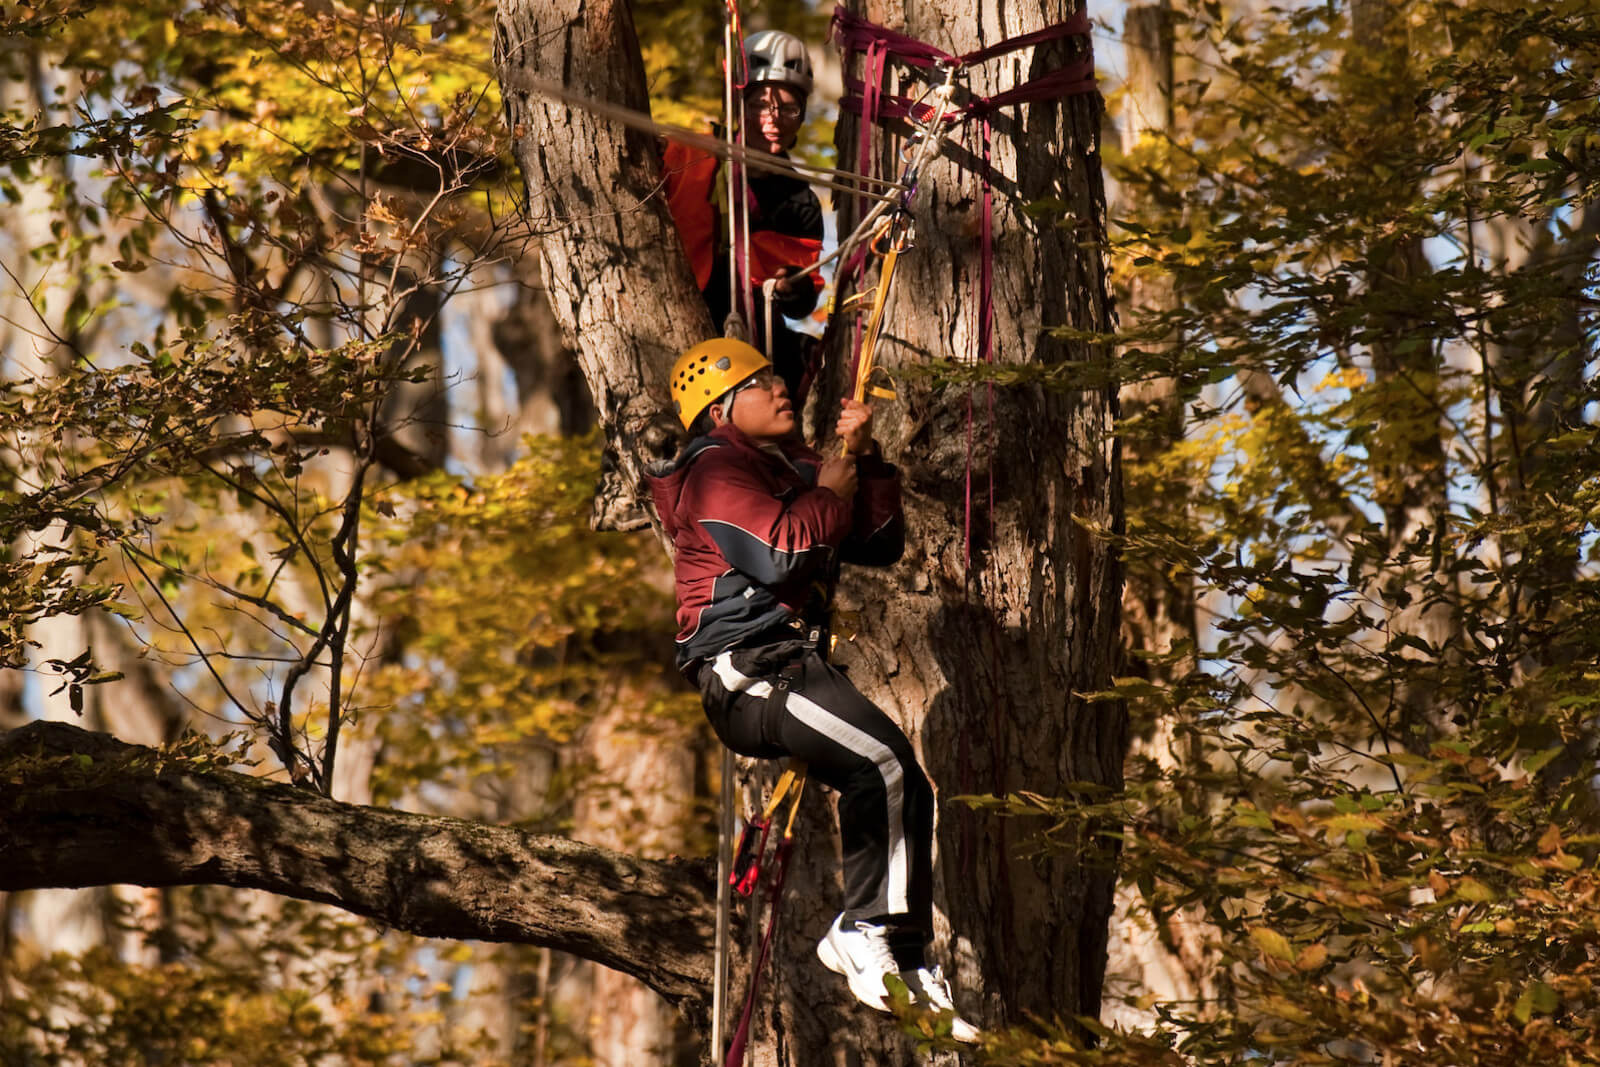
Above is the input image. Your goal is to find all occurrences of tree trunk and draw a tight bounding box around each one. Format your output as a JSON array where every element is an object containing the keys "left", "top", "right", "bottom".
[
  {"left": 1102, "top": 1, "right": 1223, "bottom": 1030},
  {"left": 1, "top": 38, "right": 115, "bottom": 967},
  {"left": 493, "top": 0, "right": 705, "bottom": 526},
  {"left": 494, "top": 0, "right": 1121, "bottom": 1059},
  {"left": 817, "top": 0, "right": 1121, "bottom": 1042},
  {"left": 570, "top": 681, "right": 700, "bottom": 1066}
]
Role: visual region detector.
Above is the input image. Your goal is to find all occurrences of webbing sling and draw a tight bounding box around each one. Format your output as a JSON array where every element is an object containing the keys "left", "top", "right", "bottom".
[
  {"left": 832, "top": 8, "right": 1096, "bottom": 122},
  {"left": 830, "top": 7, "right": 1097, "bottom": 372}
]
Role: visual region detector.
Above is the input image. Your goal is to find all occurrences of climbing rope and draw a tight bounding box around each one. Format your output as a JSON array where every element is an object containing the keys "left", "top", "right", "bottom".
[
  {"left": 722, "top": 762, "right": 807, "bottom": 1067},
  {"left": 710, "top": 746, "right": 735, "bottom": 1060},
  {"left": 721, "top": 2, "right": 752, "bottom": 342}
]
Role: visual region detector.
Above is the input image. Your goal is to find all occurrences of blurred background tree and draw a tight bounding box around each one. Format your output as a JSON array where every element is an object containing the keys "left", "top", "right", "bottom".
[{"left": 1076, "top": 0, "right": 1600, "bottom": 1063}]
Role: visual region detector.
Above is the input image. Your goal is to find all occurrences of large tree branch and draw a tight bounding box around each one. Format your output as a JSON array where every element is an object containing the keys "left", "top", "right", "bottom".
[{"left": 0, "top": 721, "right": 714, "bottom": 1017}]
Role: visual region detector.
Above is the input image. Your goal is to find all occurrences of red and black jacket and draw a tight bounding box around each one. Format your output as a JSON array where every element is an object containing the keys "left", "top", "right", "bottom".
[
  {"left": 647, "top": 422, "right": 904, "bottom": 672},
  {"left": 662, "top": 138, "right": 824, "bottom": 310},
  {"left": 661, "top": 138, "right": 828, "bottom": 403}
]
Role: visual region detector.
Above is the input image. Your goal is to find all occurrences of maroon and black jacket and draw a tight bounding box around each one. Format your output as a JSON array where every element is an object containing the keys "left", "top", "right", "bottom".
[{"left": 647, "top": 421, "right": 904, "bottom": 672}]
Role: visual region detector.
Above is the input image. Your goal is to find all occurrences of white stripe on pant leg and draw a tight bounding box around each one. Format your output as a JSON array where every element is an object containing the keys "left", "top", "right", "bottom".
[
  {"left": 785, "top": 691, "right": 909, "bottom": 916},
  {"left": 711, "top": 652, "right": 775, "bottom": 699}
]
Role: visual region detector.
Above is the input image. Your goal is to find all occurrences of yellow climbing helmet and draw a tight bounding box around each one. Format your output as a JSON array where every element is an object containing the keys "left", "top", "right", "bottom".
[{"left": 670, "top": 338, "right": 771, "bottom": 429}]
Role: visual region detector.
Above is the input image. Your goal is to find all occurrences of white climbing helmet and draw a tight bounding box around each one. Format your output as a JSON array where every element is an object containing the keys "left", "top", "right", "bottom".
[{"left": 744, "top": 30, "right": 813, "bottom": 98}]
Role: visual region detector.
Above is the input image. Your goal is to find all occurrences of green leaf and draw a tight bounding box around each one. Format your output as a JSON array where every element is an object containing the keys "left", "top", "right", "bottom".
[{"left": 1513, "top": 981, "right": 1558, "bottom": 1024}]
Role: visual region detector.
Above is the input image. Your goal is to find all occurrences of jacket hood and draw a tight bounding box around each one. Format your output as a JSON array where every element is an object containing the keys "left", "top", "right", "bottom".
[
  {"left": 646, "top": 423, "right": 816, "bottom": 542},
  {"left": 645, "top": 432, "right": 722, "bottom": 542}
]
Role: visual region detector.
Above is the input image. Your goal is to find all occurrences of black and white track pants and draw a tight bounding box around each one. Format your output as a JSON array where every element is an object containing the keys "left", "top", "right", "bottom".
[{"left": 697, "top": 638, "right": 934, "bottom": 945}]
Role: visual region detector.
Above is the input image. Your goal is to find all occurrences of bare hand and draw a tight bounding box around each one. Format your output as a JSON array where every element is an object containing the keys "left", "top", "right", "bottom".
[
  {"left": 835, "top": 399, "right": 874, "bottom": 456},
  {"left": 817, "top": 454, "right": 859, "bottom": 500},
  {"left": 771, "top": 265, "right": 800, "bottom": 297}
]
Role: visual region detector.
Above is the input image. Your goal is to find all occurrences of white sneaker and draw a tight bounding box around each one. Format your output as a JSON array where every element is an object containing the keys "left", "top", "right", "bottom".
[
  {"left": 816, "top": 914, "right": 900, "bottom": 1012},
  {"left": 900, "top": 965, "right": 982, "bottom": 1044}
]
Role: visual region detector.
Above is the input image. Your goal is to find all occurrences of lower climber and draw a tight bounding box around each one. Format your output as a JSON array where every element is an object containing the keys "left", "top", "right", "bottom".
[{"left": 647, "top": 337, "right": 979, "bottom": 1042}]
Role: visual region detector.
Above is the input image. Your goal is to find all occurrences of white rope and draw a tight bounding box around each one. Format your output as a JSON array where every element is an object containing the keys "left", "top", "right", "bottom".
[
  {"left": 504, "top": 68, "right": 903, "bottom": 203},
  {"left": 761, "top": 276, "right": 778, "bottom": 359},
  {"left": 711, "top": 746, "right": 735, "bottom": 1059},
  {"left": 723, "top": 21, "right": 743, "bottom": 340}
]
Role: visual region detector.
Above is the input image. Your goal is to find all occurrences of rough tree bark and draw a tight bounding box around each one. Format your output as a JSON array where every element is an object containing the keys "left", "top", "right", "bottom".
[
  {"left": 0, "top": 720, "right": 715, "bottom": 1015},
  {"left": 492, "top": 0, "right": 705, "bottom": 531},
  {"left": 803, "top": 0, "right": 1121, "bottom": 1060}
]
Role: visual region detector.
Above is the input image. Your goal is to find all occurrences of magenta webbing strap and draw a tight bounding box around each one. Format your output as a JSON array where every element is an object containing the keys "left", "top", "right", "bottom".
[
  {"left": 833, "top": 5, "right": 1091, "bottom": 65},
  {"left": 840, "top": 55, "right": 1097, "bottom": 121},
  {"left": 966, "top": 58, "right": 1098, "bottom": 114},
  {"left": 832, "top": 7, "right": 955, "bottom": 65},
  {"left": 977, "top": 115, "right": 994, "bottom": 368},
  {"left": 833, "top": 7, "right": 1097, "bottom": 121},
  {"left": 958, "top": 10, "right": 1091, "bottom": 63},
  {"left": 858, "top": 39, "right": 888, "bottom": 219},
  {"left": 964, "top": 387, "right": 974, "bottom": 577}
]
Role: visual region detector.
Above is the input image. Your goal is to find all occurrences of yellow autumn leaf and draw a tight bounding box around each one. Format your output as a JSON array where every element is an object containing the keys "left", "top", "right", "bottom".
[{"left": 1250, "top": 926, "right": 1295, "bottom": 962}]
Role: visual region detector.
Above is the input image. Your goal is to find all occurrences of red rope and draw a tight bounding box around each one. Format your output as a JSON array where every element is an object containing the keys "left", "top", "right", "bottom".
[
  {"left": 722, "top": 836, "right": 796, "bottom": 1067},
  {"left": 724, "top": 0, "right": 748, "bottom": 91},
  {"left": 831, "top": 7, "right": 1096, "bottom": 121},
  {"left": 976, "top": 115, "right": 993, "bottom": 366}
]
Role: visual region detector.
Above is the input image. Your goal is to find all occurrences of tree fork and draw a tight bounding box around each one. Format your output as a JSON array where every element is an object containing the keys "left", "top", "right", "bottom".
[{"left": 0, "top": 720, "right": 716, "bottom": 1016}]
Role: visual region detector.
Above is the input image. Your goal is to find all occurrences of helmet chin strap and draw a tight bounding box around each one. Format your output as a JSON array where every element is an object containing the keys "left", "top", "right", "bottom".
[{"left": 715, "top": 383, "right": 745, "bottom": 426}]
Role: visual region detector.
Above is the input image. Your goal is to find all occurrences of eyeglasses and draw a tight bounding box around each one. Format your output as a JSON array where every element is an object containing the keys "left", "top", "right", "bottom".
[
  {"left": 736, "top": 369, "right": 779, "bottom": 392},
  {"left": 746, "top": 99, "right": 803, "bottom": 121}
]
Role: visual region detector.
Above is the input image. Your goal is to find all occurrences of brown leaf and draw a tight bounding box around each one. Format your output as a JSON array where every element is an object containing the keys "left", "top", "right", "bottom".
[{"left": 1294, "top": 943, "right": 1327, "bottom": 971}]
